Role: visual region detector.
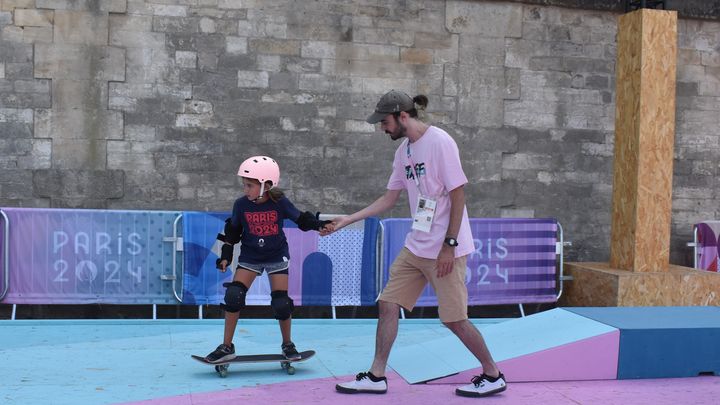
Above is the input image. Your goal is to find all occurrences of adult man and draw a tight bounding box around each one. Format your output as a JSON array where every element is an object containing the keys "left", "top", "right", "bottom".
[{"left": 327, "top": 90, "right": 506, "bottom": 398}]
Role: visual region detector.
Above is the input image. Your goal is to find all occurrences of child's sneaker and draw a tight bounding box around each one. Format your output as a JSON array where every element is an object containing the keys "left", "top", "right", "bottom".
[
  {"left": 281, "top": 341, "right": 302, "bottom": 361},
  {"left": 455, "top": 373, "right": 507, "bottom": 397},
  {"left": 205, "top": 343, "right": 235, "bottom": 364},
  {"left": 336, "top": 372, "right": 388, "bottom": 394}
]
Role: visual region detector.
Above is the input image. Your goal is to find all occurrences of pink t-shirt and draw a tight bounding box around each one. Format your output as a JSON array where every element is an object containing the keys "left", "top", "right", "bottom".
[{"left": 387, "top": 126, "right": 474, "bottom": 259}]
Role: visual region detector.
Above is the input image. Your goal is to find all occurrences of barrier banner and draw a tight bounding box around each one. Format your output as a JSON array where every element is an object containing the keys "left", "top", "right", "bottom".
[
  {"left": 382, "top": 218, "right": 558, "bottom": 306},
  {"left": 308, "top": 217, "right": 380, "bottom": 306},
  {"left": 181, "top": 212, "right": 380, "bottom": 307},
  {"left": 181, "top": 211, "right": 317, "bottom": 306},
  {"left": 695, "top": 221, "right": 720, "bottom": 272},
  {"left": 0, "top": 208, "right": 181, "bottom": 304},
  {"left": 179, "top": 211, "right": 231, "bottom": 305}
]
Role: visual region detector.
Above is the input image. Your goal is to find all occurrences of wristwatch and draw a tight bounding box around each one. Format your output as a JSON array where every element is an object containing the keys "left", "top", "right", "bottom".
[{"left": 444, "top": 237, "right": 458, "bottom": 247}]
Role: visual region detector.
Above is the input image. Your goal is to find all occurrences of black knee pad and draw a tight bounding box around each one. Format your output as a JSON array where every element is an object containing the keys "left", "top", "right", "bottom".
[
  {"left": 222, "top": 281, "right": 248, "bottom": 313},
  {"left": 270, "top": 290, "right": 294, "bottom": 320}
]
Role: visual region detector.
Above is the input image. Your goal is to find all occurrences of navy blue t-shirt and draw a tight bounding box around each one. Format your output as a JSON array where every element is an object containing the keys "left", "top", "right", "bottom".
[{"left": 230, "top": 196, "right": 302, "bottom": 264}]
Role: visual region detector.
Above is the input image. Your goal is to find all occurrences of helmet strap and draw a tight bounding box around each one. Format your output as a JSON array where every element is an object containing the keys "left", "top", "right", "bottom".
[{"left": 251, "top": 182, "right": 267, "bottom": 203}]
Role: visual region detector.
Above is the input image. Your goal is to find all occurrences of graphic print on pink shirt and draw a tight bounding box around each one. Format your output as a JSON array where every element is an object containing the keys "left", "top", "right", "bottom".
[{"left": 406, "top": 162, "right": 426, "bottom": 180}]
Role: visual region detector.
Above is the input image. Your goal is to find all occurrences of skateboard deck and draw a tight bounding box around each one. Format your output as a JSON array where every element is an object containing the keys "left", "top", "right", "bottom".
[{"left": 191, "top": 350, "right": 315, "bottom": 377}]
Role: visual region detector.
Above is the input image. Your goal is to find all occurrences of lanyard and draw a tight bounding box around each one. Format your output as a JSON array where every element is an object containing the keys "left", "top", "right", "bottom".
[{"left": 406, "top": 142, "right": 425, "bottom": 195}]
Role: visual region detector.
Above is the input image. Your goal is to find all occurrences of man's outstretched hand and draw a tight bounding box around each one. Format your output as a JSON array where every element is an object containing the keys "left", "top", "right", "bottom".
[{"left": 319, "top": 216, "right": 351, "bottom": 236}]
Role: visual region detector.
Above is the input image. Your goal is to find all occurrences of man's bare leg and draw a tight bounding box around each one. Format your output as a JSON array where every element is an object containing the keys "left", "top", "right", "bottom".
[
  {"left": 369, "top": 300, "right": 401, "bottom": 377},
  {"left": 444, "top": 319, "right": 500, "bottom": 377}
]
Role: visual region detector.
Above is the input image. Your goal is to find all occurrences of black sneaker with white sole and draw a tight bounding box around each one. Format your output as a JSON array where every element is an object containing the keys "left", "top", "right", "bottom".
[
  {"left": 455, "top": 373, "right": 507, "bottom": 397},
  {"left": 204, "top": 343, "right": 236, "bottom": 364},
  {"left": 281, "top": 341, "right": 302, "bottom": 361}
]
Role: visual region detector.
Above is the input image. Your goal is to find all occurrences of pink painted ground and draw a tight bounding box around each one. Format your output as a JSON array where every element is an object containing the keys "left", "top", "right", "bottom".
[
  {"left": 430, "top": 330, "right": 620, "bottom": 384},
  {"left": 122, "top": 372, "right": 720, "bottom": 405}
]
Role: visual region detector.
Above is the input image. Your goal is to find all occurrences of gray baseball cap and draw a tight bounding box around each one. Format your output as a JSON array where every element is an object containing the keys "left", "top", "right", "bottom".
[{"left": 366, "top": 90, "right": 414, "bottom": 124}]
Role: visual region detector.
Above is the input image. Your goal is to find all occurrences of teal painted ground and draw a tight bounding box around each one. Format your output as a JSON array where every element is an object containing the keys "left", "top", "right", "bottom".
[{"left": 0, "top": 318, "right": 503, "bottom": 405}]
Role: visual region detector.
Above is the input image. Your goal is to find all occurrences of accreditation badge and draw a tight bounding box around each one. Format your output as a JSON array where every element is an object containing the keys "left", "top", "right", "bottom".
[{"left": 411, "top": 195, "right": 436, "bottom": 232}]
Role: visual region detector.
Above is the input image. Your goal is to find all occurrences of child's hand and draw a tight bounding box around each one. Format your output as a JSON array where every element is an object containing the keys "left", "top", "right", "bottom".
[
  {"left": 217, "top": 243, "right": 234, "bottom": 272},
  {"left": 320, "top": 217, "right": 347, "bottom": 236},
  {"left": 318, "top": 219, "right": 332, "bottom": 233},
  {"left": 216, "top": 259, "right": 229, "bottom": 272},
  {"left": 318, "top": 223, "right": 331, "bottom": 235}
]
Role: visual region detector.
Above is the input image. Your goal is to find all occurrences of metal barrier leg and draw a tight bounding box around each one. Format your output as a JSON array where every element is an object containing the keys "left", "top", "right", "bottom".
[
  {"left": 1, "top": 209, "right": 10, "bottom": 302},
  {"left": 152, "top": 304, "right": 157, "bottom": 320},
  {"left": 199, "top": 305, "right": 203, "bottom": 320},
  {"left": 400, "top": 308, "right": 406, "bottom": 319},
  {"left": 694, "top": 226, "right": 698, "bottom": 269},
  {"left": 161, "top": 214, "right": 184, "bottom": 303},
  {"left": 11, "top": 304, "right": 16, "bottom": 320},
  {"left": 332, "top": 306, "right": 337, "bottom": 319},
  {"left": 556, "top": 221, "right": 572, "bottom": 301},
  {"left": 518, "top": 303, "right": 525, "bottom": 317}
]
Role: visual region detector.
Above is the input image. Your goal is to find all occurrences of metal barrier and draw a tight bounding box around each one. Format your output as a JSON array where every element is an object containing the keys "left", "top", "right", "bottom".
[
  {"left": 178, "top": 211, "right": 382, "bottom": 316},
  {"left": 688, "top": 221, "right": 720, "bottom": 272},
  {"left": 0, "top": 208, "right": 182, "bottom": 305},
  {"left": 380, "top": 218, "right": 569, "bottom": 316},
  {"left": 0, "top": 207, "right": 573, "bottom": 320}
]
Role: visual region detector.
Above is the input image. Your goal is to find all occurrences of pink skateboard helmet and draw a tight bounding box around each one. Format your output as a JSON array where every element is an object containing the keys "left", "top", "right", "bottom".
[{"left": 237, "top": 156, "right": 280, "bottom": 197}]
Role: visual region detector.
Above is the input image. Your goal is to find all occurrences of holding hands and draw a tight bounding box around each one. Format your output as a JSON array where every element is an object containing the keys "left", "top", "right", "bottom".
[{"left": 319, "top": 216, "right": 352, "bottom": 236}]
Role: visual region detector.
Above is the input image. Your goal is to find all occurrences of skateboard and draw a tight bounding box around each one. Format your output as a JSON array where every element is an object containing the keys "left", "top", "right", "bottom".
[{"left": 191, "top": 350, "right": 315, "bottom": 377}]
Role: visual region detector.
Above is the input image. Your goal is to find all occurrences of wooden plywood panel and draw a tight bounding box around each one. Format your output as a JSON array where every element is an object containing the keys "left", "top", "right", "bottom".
[
  {"left": 562, "top": 262, "right": 621, "bottom": 307},
  {"left": 635, "top": 10, "right": 677, "bottom": 273},
  {"left": 618, "top": 265, "right": 719, "bottom": 306},
  {"left": 609, "top": 9, "right": 677, "bottom": 273},
  {"left": 610, "top": 10, "right": 643, "bottom": 272},
  {"left": 561, "top": 262, "right": 720, "bottom": 307}
]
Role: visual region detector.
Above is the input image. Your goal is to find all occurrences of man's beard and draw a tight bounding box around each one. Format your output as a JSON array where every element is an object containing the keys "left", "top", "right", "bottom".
[{"left": 386, "top": 122, "right": 407, "bottom": 141}]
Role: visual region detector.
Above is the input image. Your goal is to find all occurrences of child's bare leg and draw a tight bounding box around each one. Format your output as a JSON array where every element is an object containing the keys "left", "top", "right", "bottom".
[
  {"left": 223, "top": 268, "right": 257, "bottom": 345},
  {"left": 269, "top": 273, "right": 293, "bottom": 343}
]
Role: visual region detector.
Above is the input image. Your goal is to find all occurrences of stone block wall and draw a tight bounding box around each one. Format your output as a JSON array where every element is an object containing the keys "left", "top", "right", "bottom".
[{"left": 0, "top": 0, "right": 718, "bottom": 265}]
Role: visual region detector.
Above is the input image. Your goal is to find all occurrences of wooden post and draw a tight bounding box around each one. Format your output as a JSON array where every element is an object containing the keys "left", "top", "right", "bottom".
[{"left": 609, "top": 8, "right": 677, "bottom": 273}]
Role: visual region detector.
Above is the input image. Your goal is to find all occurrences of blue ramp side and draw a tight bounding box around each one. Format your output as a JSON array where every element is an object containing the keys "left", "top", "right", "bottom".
[
  {"left": 388, "top": 308, "right": 617, "bottom": 384},
  {"left": 566, "top": 307, "right": 720, "bottom": 379}
]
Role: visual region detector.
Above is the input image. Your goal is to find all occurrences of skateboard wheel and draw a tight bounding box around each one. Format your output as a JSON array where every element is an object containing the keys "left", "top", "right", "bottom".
[
  {"left": 286, "top": 366, "right": 295, "bottom": 375},
  {"left": 216, "top": 364, "right": 228, "bottom": 378}
]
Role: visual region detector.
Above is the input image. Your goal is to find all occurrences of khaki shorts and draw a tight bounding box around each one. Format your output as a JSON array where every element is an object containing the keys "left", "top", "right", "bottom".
[{"left": 378, "top": 247, "right": 468, "bottom": 323}]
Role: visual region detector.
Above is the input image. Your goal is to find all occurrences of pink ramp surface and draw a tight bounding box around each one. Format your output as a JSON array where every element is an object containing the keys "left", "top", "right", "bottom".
[
  {"left": 119, "top": 372, "right": 719, "bottom": 405},
  {"left": 428, "top": 330, "right": 619, "bottom": 384}
]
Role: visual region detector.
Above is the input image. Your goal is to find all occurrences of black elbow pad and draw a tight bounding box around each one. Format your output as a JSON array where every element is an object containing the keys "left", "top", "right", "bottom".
[{"left": 217, "top": 218, "right": 242, "bottom": 244}]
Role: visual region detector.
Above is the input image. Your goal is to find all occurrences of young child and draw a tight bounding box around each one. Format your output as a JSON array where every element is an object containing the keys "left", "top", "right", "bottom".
[{"left": 205, "top": 155, "right": 330, "bottom": 363}]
